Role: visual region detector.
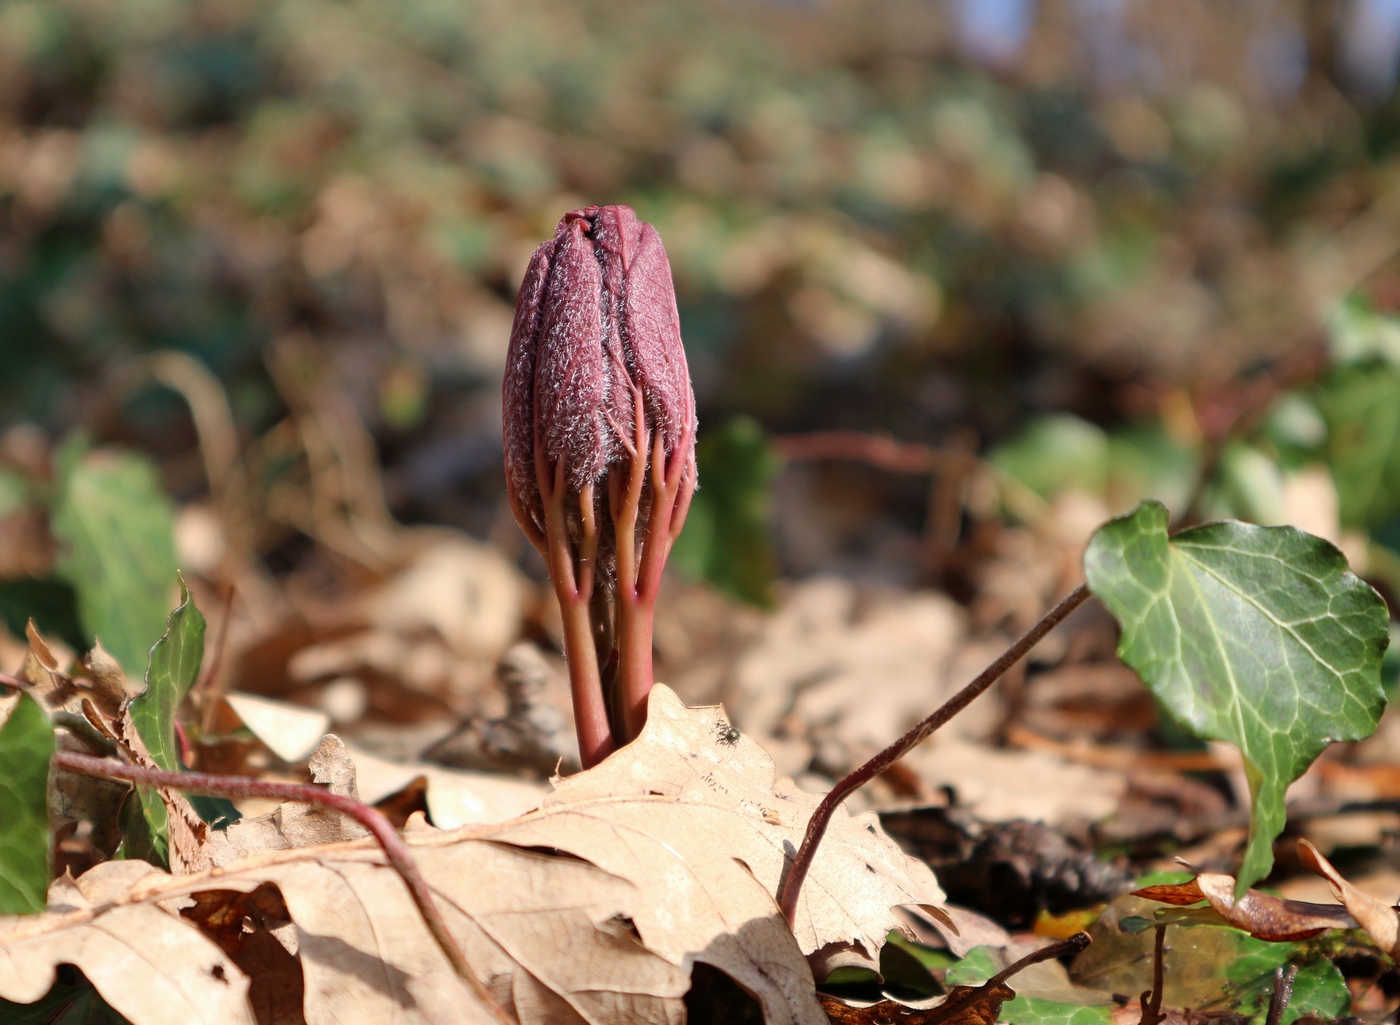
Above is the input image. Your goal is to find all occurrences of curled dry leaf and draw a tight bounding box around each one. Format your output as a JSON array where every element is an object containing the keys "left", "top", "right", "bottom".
[
  {"left": 209, "top": 734, "right": 370, "bottom": 864},
  {"left": 1299, "top": 837, "right": 1400, "bottom": 957},
  {"left": 111, "top": 704, "right": 214, "bottom": 874},
  {"left": 1134, "top": 868, "right": 1355, "bottom": 941}
]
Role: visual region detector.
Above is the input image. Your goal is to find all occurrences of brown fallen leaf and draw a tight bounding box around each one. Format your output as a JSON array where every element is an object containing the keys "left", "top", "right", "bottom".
[
  {"left": 545, "top": 684, "right": 948, "bottom": 981},
  {"left": 1299, "top": 837, "right": 1400, "bottom": 957},
  {"left": 4, "top": 684, "right": 945, "bottom": 1023},
  {"left": 224, "top": 691, "right": 331, "bottom": 762},
  {"left": 1133, "top": 869, "right": 1355, "bottom": 941},
  {"left": 0, "top": 862, "right": 256, "bottom": 1025}
]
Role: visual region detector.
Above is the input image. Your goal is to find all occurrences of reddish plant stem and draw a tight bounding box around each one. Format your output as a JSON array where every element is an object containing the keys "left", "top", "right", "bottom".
[
  {"left": 609, "top": 384, "right": 652, "bottom": 743},
  {"left": 617, "top": 431, "right": 695, "bottom": 740},
  {"left": 1264, "top": 963, "right": 1298, "bottom": 1025},
  {"left": 777, "top": 583, "right": 1091, "bottom": 928},
  {"left": 537, "top": 446, "right": 612, "bottom": 768},
  {"left": 52, "top": 750, "right": 507, "bottom": 1022}
]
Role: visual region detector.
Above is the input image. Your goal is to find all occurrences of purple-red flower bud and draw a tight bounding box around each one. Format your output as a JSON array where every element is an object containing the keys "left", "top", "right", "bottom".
[
  {"left": 503, "top": 205, "right": 697, "bottom": 562},
  {"left": 503, "top": 204, "right": 698, "bottom": 763}
]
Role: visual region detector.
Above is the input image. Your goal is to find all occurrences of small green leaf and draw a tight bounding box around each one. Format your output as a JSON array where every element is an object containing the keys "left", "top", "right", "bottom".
[
  {"left": 1269, "top": 959, "right": 1350, "bottom": 1025},
  {"left": 992, "top": 414, "right": 1108, "bottom": 500},
  {"left": 52, "top": 450, "right": 179, "bottom": 678},
  {"left": 670, "top": 416, "right": 778, "bottom": 606},
  {"left": 130, "top": 576, "right": 205, "bottom": 773},
  {"left": 124, "top": 579, "right": 206, "bottom": 867},
  {"left": 1085, "top": 500, "right": 1390, "bottom": 890},
  {"left": 0, "top": 692, "right": 55, "bottom": 914},
  {"left": 1317, "top": 363, "right": 1400, "bottom": 529},
  {"left": 1228, "top": 953, "right": 1349, "bottom": 1025}
]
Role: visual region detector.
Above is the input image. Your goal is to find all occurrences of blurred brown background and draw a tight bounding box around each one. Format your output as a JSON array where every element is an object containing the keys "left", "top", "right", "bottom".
[{"left": 4, "top": 0, "right": 1400, "bottom": 593}]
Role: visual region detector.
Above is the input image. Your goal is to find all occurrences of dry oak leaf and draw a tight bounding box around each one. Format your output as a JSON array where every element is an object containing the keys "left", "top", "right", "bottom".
[
  {"left": 0, "top": 685, "right": 945, "bottom": 1024},
  {"left": 0, "top": 861, "right": 256, "bottom": 1025},
  {"left": 540, "top": 685, "right": 949, "bottom": 980},
  {"left": 0, "top": 835, "right": 690, "bottom": 1025}
]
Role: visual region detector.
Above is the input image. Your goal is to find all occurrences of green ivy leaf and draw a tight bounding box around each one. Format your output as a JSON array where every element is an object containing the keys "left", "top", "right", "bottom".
[
  {"left": 52, "top": 450, "right": 179, "bottom": 678},
  {"left": 1085, "top": 500, "right": 1390, "bottom": 890},
  {"left": 124, "top": 578, "right": 206, "bottom": 867},
  {"left": 0, "top": 692, "right": 55, "bottom": 914},
  {"left": 991, "top": 414, "right": 1108, "bottom": 500}
]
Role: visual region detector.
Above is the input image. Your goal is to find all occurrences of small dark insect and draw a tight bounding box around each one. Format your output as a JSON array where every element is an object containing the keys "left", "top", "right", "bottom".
[{"left": 715, "top": 721, "right": 741, "bottom": 746}]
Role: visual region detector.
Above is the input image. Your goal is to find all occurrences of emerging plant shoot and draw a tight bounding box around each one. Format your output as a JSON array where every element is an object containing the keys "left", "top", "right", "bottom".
[{"left": 503, "top": 205, "right": 697, "bottom": 767}]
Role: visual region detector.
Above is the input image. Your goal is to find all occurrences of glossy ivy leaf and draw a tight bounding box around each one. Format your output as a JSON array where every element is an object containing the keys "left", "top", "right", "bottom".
[
  {"left": 52, "top": 450, "right": 179, "bottom": 678},
  {"left": 1085, "top": 500, "right": 1389, "bottom": 891},
  {"left": 125, "top": 578, "right": 206, "bottom": 867},
  {"left": 0, "top": 692, "right": 55, "bottom": 914}
]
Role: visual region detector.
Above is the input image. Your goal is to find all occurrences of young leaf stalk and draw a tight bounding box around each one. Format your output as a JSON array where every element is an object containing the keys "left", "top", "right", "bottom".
[{"left": 504, "top": 205, "right": 697, "bottom": 767}]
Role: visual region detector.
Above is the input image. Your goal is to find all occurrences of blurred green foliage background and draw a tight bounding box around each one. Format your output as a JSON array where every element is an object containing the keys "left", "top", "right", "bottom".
[{"left": 4, "top": 0, "right": 1400, "bottom": 593}]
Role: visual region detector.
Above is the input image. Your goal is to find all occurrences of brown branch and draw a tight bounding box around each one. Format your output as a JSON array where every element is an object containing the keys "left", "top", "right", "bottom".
[
  {"left": 51, "top": 750, "right": 508, "bottom": 1023},
  {"left": 777, "top": 583, "right": 1091, "bottom": 928}
]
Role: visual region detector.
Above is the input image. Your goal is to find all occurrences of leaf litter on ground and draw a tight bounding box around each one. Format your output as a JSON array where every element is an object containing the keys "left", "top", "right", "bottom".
[{"left": 0, "top": 684, "right": 948, "bottom": 1024}]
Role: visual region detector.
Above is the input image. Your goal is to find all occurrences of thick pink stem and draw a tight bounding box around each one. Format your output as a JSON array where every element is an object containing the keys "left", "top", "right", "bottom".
[
  {"left": 617, "top": 427, "right": 695, "bottom": 740},
  {"left": 537, "top": 450, "right": 612, "bottom": 767}
]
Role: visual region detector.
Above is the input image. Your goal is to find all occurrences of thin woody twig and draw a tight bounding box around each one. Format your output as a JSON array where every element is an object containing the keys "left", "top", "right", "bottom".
[
  {"left": 776, "top": 583, "right": 1091, "bottom": 928},
  {"left": 51, "top": 750, "right": 508, "bottom": 1023}
]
